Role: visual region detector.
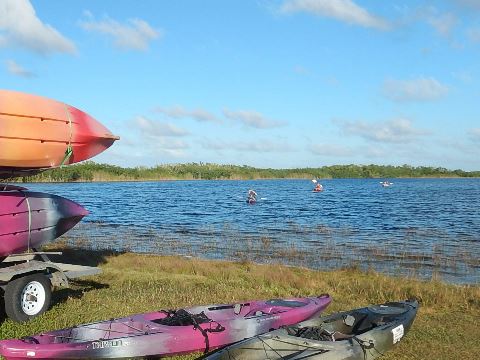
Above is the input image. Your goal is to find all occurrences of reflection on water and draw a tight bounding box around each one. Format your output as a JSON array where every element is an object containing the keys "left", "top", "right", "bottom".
[{"left": 27, "top": 178, "right": 480, "bottom": 284}]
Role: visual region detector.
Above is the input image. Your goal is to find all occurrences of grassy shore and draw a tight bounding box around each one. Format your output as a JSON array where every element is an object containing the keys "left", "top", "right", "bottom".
[
  {"left": 1, "top": 250, "right": 479, "bottom": 360},
  {"left": 15, "top": 162, "right": 480, "bottom": 182}
]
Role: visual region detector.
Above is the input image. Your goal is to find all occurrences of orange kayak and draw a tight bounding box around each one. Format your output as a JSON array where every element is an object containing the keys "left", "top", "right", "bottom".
[{"left": 0, "top": 90, "right": 119, "bottom": 171}]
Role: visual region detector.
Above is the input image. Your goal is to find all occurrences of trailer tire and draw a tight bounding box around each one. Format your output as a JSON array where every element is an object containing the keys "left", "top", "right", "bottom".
[{"left": 4, "top": 274, "right": 51, "bottom": 322}]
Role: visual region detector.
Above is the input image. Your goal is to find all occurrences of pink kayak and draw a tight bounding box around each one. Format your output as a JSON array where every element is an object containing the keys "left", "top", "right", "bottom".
[
  {"left": 0, "top": 295, "right": 332, "bottom": 359},
  {"left": 0, "top": 190, "right": 88, "bottom": 256}
]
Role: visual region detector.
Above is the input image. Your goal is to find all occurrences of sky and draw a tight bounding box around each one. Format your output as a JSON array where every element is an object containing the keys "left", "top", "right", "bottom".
[{"left": 1, "top": 0, "right": 479, "bottom": 170}]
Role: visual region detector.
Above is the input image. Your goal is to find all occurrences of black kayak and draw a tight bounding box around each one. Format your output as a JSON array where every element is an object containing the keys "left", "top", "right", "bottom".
[{"left": 203, "top": 299, "right": 418, "bottom": 360}]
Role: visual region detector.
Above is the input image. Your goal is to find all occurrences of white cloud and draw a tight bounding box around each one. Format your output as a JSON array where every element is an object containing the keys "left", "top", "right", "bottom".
[
  {"left": 149, "top": 137, "right": 189, "bottom": 150},
  {"left": 383, "top": 77, "right": 449, "bottom": 102},
  {"left": 453, "top": 0, "right": 480, "bottom": 10},
  {"left": 155, "top": 106, "right": 221, "bottom": 124},
  {"left": 427, "top": 12, "right": 457, "bottom": 36},
  {"left": 223, "top": 109, "right": 287, "bottom": 129},
  {"left": 469, "top": 128, "right": 480, "bottom": 141},
  {"left": 335, "top": 118, "right": 430, "bottom": 144},
  {"left": 438, "top": 138, "right": 479, "bottom": 156},
  {"left": 135, "top": 116, "right": 189, "bottom": 137},
  {"left": 308, "top": 143, "right": 354, "bottom": 157},
  {"left": 133, "top": 116, "right": 189, "bottom": 157},
  {"left": 280, "top": 0, "right": 390, "bottom": 30},
  {"left": 80, "top": 15, "right": 161, "bottom": 51},
  {"left": 414, "top": 6, "right": 458, "bottom": 37},
  {"left": 5, "top": 59, "right": 35, "bottom": 77},
  {"left": 202, "top": 139, "right": 294, "bottom": 153},
  {"left": 452, "top": 70, "right": 473, "bottom": 83},
  {"left": 467, "top": 27, "right": 480, "bottom": 43},
  {"left": 0, "top": 0, "right": 76, "bottom": 55}
]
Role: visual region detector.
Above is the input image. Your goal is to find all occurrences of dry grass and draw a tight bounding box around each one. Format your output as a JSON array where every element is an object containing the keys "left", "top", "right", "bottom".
[{"left": 1, "top": 251, "right": 479, "bottom": 359}]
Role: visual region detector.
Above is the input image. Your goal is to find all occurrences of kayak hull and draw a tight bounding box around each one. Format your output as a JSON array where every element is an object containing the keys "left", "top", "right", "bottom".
[
  {"left": 0, "top": 90, "right": 119, "bottom": 172},
  {"left": 0, "top": 295, "right": 332, "bottom": 359},
  {"left": 0, "top": 190, "right": 88, "bottom": 256},
  {"left": 204, "top": 299, "right": 418, "bottom": 360}
]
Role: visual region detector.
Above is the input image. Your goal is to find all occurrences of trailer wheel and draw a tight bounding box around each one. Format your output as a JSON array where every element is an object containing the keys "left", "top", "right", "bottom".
[{"left": 4, "top": 274, "right": 52, "bottom": 322}]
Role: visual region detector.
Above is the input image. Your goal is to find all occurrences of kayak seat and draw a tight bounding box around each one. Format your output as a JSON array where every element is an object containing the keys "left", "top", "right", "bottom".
[
  {"left": 152, "top": 309, "right": 212, "bottom": 326},
  {"left": 245, "top": 307, "right": 283, "bottom": 317},
  {"left": 351, "top": 312, "right": 390, "bottom": 334},
  {"left": 21, "top": 337, "right": 40, "bottom": 344}
]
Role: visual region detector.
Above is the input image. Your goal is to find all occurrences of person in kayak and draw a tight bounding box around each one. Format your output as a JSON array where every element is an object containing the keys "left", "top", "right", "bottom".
[
  {"left": 314, "top": 183, "right": 323, "bottom": 192},
  {"left": 247, "top": 189, "right": 257, "bottom": 204}
]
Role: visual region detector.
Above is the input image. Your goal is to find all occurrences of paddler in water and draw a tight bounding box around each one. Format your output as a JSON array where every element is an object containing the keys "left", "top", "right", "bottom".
[
  {"left": 247, "top": 189, "right": 257, "bottom": 204},
  {"left": 314, "top": 183, "right": 323, "bottom": 191}
]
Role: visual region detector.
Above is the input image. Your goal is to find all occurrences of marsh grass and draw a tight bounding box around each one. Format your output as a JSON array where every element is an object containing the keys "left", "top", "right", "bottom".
[
  {"left": 62, "top": 222, "right": 480, "bottom": 284},
  {"left": 0, "top": 251, "right": 479, "bottom": 360}
]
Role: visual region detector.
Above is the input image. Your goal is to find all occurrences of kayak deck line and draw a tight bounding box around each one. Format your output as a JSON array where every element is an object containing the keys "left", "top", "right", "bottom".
[
  {"left": 0, "top": 111, "right": 75, "bottom": 123},
  {"left": 0, "top": 135, "right": 111, "bottom": 144}
]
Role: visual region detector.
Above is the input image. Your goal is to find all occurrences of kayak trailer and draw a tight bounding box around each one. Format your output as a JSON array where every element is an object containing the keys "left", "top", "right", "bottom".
[{"left": 0, "top": 251, "right": 101, "bottom": 322}]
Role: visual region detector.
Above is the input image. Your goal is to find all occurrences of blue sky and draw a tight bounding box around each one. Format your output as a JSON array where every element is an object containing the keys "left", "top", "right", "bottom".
[{"left": 1, "top": 0, "right": 479, "bottom": 170}]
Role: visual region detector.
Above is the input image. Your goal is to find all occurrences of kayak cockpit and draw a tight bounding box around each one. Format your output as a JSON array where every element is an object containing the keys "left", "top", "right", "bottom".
[{"left": 284, "top": 301, "right": 415, "bottom": 341}]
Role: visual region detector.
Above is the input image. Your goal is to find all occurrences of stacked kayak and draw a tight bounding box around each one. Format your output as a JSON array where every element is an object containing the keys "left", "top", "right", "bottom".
[
  {"left": 0, "top": 90, "right": 119, "bottom": 178},
  {"left": 204, "top": 299, "right": 418, "bottom": 360},
  {"left": 0, "top": 90, "right": 118, "bottom": 257},
  {"left": 0, "top": 294, "right": 332, "bottom": 359},
  {"left": 0, "top": 90, "right": 118, "bottom": 322},
  {"left": 0, "top": 190, "right": 88, "bottom": 257}
]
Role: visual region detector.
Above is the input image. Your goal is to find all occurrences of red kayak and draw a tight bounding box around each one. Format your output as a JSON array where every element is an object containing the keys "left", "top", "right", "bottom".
[{"left": 0, "top": 295, "right": 332, "bottom": 359}]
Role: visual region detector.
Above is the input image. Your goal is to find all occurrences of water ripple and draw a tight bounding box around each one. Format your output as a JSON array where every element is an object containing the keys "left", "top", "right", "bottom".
[{"left": 26, "top": 178, "right": 480, "bottom": 284}]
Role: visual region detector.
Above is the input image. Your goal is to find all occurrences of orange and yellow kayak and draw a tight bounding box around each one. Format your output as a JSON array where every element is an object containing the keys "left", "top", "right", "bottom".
[{"left": 0, "top": 90, "right": 119, "bottom": 172}]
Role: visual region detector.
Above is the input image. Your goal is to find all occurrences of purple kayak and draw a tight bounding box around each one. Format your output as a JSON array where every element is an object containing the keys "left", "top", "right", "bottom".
[
  {"left": 0, "top": 190, "right": 88, "bottom": 256},
  {"left": 0, "top": 295, "right": 332, "bottom": 359}
]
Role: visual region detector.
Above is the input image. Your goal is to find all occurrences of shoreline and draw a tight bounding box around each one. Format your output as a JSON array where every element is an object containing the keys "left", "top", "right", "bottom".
[
  {"left": 16, "top": 176, "right": 480, "bottom": 184},
  {"left": 53, "top": 225, "right": 480, "bottom": 286},
  {"left": 10, "top": 162, "right": 480, "bottom": 183},
  {"left": 2, "top": 250, "right": 479, "bottom": 360}
]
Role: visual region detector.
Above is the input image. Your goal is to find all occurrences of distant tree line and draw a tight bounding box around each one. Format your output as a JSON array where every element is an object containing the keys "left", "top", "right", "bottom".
[{"left": 14, "top": 161, "right": 480, "bottom": 182}]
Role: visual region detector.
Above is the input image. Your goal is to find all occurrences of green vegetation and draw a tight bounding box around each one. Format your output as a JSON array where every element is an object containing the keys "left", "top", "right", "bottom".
[
  {"left": 1, "top": 250, "right": 479, "bottom": 360},
  {"left": 16, "top": 161, "right": 480, "bottom": 182}
]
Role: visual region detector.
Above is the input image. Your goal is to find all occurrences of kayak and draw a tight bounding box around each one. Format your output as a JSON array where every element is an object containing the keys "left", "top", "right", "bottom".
[
  {"left": 204, "top": 299, "right": 418, "bottom": 360},
  {"left": 0, "top": 90, "right": 119, "bottom": 173},
  {"left": 313, "top": 189, "right": 323, "bottom": 192},
  {"left": 0, "top": 190, "right": 88, "bottom": 256},
  {"left": 380, "top": 182, "right": 393, "bottom": 187},
  {"left": 0, "top": 295, "right": 332, "bottom": 359}
]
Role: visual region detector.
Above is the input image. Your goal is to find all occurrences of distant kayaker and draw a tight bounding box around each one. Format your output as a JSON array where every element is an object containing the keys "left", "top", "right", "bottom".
[
  {"left": 247, "top": 189, "right": 257, "bottom": 204},
  {"left": 313, "top": 183, "right": 323, "bottom": 192}
]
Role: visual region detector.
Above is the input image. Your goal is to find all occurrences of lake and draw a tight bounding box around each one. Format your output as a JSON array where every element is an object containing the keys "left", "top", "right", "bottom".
[{"left": 26, "top": 178, "right": 480, "bottom": 284}]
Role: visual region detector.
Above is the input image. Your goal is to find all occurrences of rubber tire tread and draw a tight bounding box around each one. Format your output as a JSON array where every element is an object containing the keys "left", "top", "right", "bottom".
[{"left": 4, "top": 273, "right": 51, "bottom": 322}]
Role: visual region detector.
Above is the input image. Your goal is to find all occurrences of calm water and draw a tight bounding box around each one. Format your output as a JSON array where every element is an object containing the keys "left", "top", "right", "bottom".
[{"left": 26, "top": 178, "right": 480, "bottom": 284}]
